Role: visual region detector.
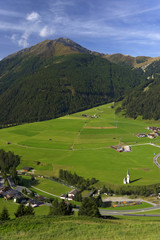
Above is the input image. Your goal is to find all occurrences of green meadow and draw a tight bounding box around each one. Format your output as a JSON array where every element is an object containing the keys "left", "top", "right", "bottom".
[
  {"left": 1, "top": 215, "right": 160, "bottom": 240},
  {"left": 1, "top": 102, "right": 160, "bottom": 186}
]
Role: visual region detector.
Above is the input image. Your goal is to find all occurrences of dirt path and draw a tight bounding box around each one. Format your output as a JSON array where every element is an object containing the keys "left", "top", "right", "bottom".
[
  {"left": 84, "top": 126, "right": 117, "bottom": 129},
  {"left": 31, "top": 185, "right": 60, "bottom": 198}
]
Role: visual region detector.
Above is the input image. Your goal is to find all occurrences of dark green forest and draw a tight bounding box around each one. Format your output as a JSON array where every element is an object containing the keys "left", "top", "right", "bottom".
[
  {"left": 0, "top": 50, "right": 145, "bottom": 125},
  {"left": 122, "top": 60, "right": 160, "bottom": 120}
]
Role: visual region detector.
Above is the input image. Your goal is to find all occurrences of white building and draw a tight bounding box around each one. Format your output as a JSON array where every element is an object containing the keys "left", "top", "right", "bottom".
[{"left": 123, "top": 169, "right": 130, "bottom": 184}]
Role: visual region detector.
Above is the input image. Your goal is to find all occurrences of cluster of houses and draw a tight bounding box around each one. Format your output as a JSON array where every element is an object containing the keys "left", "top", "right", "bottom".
[
  {"left": 0, "top": 185, "right": 45, "bottom": 207},
  {"left": 81, "top": 114, "right": 98, "bottom": 118},
  {"left": 111, "top": 145, "right": 131, "bottom": 152},
  {"left": 137, "top": 126, "right": 160, "bottom": 139}
]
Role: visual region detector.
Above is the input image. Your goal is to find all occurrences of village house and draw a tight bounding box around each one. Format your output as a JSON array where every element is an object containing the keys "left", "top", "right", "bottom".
[
  {"left": 67, "top": 189, "right": 78, "bottom": 200},
  {"left": 60, "top": 194, "right": 68, "bottom": 200},
  {"left": 123, "top": 145, "right": 131, "bottom": 152},
  {"left": 14, "top": 196, "right": 27, "bottom": 204},
  {"left": 23, "top": 167, "right": 33, "bottom": 172},
  {"left": 0, "top": 186, "right": 9, "bottom": 193},
  {"left": 147, "top": 133, "right": 155, "bottom": 139},
  {"left": 147, "top": 126, "right": 160, "bottom": 131},
  {"left": 111, "top": 145, "right": 131, "bottom": 152},
  {"left": 2, "top": 189, "right": 22, "bottom": 200},
  {"left": 136, "top": 133, "right": 147, "bottom": 138}
]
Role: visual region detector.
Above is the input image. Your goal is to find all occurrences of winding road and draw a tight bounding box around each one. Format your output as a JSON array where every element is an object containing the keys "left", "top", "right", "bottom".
[
  {"left": 99, "top": 206, "right": 160, "bottom": 216},
  {"left": 153, "top": 153, "right": 160, "bottom": 168}
]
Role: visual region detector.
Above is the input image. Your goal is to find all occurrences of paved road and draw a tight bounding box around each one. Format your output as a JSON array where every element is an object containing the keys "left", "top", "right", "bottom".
[
  {"left": 0, "top": 175, "right": 4, "bottom": 188},
  {"left": 73, "top": 206, "right": 160, "bottom": 217},
  {"left": 7, "top": 176, "right": 16, "bottom": 188},
  {"left": 99, "top": 205, "right": 160, "bottom": 216},
  {"left": 153, "top": 153, "right": 160, "bottom": 168}
]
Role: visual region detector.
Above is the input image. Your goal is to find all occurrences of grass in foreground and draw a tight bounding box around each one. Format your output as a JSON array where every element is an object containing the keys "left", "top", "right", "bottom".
[{"left": 1, "top": 215, "right": 160, "bottom": 240}]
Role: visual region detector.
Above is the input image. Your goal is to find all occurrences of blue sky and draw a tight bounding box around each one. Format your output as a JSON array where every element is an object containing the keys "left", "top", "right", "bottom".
[{"left": 1, "top": 0, "right": 160, "bottom": 59}]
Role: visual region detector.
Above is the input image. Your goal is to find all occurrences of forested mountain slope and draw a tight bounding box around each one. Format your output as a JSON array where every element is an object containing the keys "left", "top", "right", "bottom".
[
  {"left": 0, "top": 38, "right": 145, "bottom": 125},
  {"left": 122, "top": 59, "right": 160, "bottom": 120}
]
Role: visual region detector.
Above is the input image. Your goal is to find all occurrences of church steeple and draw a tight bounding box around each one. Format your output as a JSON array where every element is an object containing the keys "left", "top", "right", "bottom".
[
  {"left": 127, "top": 169, "right": 130, "bottom": 184},
  {"left": 123, "top": 169, "right": 130, "bottom": 184}
]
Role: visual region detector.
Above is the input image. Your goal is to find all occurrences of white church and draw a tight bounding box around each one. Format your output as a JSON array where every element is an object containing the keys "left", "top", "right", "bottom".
[{"left": 123, "top": 169, "right": 130, "bottom": 184}]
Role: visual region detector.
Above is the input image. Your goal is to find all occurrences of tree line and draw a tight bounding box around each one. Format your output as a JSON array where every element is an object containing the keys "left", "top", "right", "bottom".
[
  {"left": 59, "top": 169, "right": 98, "bottom": 190},
  {"left": 101, "top": 183, "right": 160, "bottom": 197},
  {"left": 0, "top": 149, "right": 20, "bottom": 184}
]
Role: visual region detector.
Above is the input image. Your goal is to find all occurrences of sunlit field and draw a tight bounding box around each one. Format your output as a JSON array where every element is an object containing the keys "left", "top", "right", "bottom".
[{"left": 1, "top": 103, "right": 160, "bottom": 186}]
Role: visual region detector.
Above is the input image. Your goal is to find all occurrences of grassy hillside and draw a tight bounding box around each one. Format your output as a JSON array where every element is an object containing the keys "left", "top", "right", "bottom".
[
  {"left": 1, "top": 102, "right": 160, "bottom": 186},
  {"left": 1, "top": 215, "right": 160, "bottom": 240},
  {"left": 104, "top": 53, "right": 160, "bottom": 69}
]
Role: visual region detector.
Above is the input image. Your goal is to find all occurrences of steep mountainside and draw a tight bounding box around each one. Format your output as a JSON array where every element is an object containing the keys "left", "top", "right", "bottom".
[
  {"left": 122, "top": 59, "right": 160, "bottom": 120},
  {"left": 0, "top": 38, "right": 145, "bottom": 125}
]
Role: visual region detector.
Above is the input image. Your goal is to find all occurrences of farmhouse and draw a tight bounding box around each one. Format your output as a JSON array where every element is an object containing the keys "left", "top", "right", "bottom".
[
  {"left": 111, "top": 145, "right": 131, "bottom": 152},
  {"left": 2, "top": 189, "right": 22, "bottom": 200},
  {"left": 123, "top": 145, "right": 131, "bottom": 152},
  {"left": 147, "top": 133, "right": 155, "bottom": 139},
  {"left": 68, "top": 189, "right": 78, "bottom": 200},
  {"left": 60, "top": 194, "right": 68, "bottom": 200},
  {"left": 14, "top": 196, "right": 27, "bottom": 204},
  {"left": 147, "top": 126, "right": 160, "bottom": 131},
  {"left": 23, "top": 167, "right": 33, "bottom": 172},
  {"left": 136, "top": 133, "right": 147, "bottom": 138}
]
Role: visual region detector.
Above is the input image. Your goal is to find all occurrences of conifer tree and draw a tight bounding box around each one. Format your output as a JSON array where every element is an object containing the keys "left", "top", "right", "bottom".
[
  {"left": 78, "top": 197, "right": 101, "bottom": 218},
  {"left": 15, "top": 204, "right": 26, "bottom": 217},
  {"left": 49, "top": 199, "right": 73, "bottom": 216},
  {"left": 15, "top": 204, "right": 35, "bottom": 217},
  {"left": 25, "top": 205, "right": 35, "bottom": 216},
  {"left": 0, "top": 207, "right": 10, "bottom": 221}
]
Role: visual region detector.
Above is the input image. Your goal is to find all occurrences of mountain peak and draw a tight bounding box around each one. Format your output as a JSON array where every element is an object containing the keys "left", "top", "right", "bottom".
[
  {"left": 4, "top": 37, "right": 91, "bottom": 60},
  {"left": 53, "top": 37, "right": 91, "bottom": 54}
]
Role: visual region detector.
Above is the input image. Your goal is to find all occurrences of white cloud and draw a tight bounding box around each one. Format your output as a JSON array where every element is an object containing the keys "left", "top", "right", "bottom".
[
  {"left": 0, "top": 9, "right": 23, "bottom": 17},
  {"left": 18, "top": 38, "right": 29, "bottom": 48},
  {"left": 39, "top": 26, "right": 55, "bottom": 37},
  {"left": 11, "top": 34, "right": 17, "bottom": 41},
  {"left": 26, "top": 12, "right": 40, "bottom": 22},
  {"left": 18, "top": 32, "right": 29, "bottom": 48}
]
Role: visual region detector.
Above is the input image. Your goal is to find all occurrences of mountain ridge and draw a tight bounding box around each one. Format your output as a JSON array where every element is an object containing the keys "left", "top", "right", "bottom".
[{"left": 3, "top": 37, "right": 160, "bottom": 70}]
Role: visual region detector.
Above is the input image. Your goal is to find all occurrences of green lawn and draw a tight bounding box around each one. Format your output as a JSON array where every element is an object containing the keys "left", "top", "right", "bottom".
[
  {"left": 1, "top": 102, "right": 160, "bottom": 186},
  {"left": 32, "top": 177, "right": 72, "bottom": 196}
]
